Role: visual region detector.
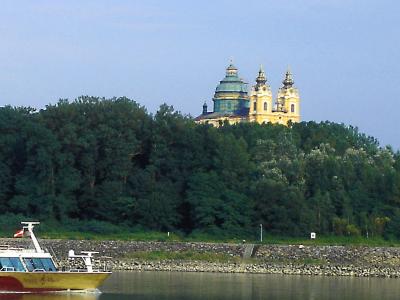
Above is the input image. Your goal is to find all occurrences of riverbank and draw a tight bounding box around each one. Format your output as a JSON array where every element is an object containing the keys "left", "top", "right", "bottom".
[
  {"left": 108, "top": 244, "right": 400, "bottom": 277},
  {"left": 109, "top": 261, "right": 400, "bottom": 277},
  {"left": 3, "top": 238, "right": 400, "bottom": 278}
]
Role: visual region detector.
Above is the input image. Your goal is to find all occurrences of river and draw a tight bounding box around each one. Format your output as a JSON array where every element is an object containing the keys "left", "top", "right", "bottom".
[{"left": 0, "top": 271, "right": 399, "bottom": 299}]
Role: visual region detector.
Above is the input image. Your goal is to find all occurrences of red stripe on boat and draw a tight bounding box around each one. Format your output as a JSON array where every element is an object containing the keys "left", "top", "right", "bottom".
[{"left": 0, "top": 276, "right": 59, "bottom": 292}]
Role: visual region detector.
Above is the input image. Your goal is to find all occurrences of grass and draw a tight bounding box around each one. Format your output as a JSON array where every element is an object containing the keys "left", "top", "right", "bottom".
[
  {"left": 36, "top": 230, "right": 184, "bottom": 242},
  {"left": 123, "top": 250, "right": 241, "bottom": 263},
  {"left": 262, "top": 257, "right": 328, "bottom": 265},
  {"left": 2, "top": 224, "right": 400, "bottom": 247},
  {"left": 38, "top": 232, "right": 400, "bottom": 247},
  {"left": 299, "top": 258, "right": 327, "bottom": 265},
  {"left": 0, "top": 227, "right": 183, "bottom": 242},
  {"left": 259, "top": 235, "right": 400, "bottom": 247},
  {"left": 123, "top": 250, "right": 330, "bottom": 265}
]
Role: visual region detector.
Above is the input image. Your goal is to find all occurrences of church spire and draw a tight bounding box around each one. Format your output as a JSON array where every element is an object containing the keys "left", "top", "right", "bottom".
[
  {"left": 282, "top": 67, "right": 294, "bottom": 88},
  {"left": 202, "top": 101, "right": 208, "bottom": 115},
  {"left": 226, "top": 60, "right": 238, "bottom": 76},
  {"left": 256, "top": 64, "right": 267, "bottom": 86}
]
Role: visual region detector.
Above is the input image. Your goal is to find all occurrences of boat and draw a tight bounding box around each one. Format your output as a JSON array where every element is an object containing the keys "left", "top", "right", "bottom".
[{"left": 0, "top": 221, "right": 111, "bottom": 292}]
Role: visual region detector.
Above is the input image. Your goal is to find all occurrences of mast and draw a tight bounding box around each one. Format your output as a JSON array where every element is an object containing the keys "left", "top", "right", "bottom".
[{"left": 21, "top": 221, "right": 43, "bottom": 253}]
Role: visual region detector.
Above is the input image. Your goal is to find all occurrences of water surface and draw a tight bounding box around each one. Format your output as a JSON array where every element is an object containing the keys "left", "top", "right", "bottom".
[{"left": 0, "top": 271, "right": 399, "bottom": 300}]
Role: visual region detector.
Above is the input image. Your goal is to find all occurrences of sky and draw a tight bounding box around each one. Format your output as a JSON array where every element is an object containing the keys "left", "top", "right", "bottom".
[{"left": 1, "top": 0, "right": 399, "bottom": 149}]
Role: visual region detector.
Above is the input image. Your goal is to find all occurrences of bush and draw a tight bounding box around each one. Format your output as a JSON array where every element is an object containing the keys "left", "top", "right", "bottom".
[
  {"left": 346, "top": 224, "right": 361, "bottom": 236},
  {"left": 61, "top": 219, "right": 122, "bottom": 235}
]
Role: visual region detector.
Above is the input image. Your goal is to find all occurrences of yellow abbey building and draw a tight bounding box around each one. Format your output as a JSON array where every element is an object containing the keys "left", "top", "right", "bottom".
[{"left": 195, "top": 63, "right": 300, "bottom": 126}]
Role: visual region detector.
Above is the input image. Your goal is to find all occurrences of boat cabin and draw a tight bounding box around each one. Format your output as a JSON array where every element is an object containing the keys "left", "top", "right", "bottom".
[{"left": 0, "top": 251, "right": 57, "bottom": 272}]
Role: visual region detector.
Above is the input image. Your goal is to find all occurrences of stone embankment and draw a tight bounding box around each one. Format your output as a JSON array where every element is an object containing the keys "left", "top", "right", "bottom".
[{"left": 3, "top": 238, "right": 400, "bottom": 277}]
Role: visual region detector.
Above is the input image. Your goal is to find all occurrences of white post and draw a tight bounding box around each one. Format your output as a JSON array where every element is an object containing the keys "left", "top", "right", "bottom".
[
  {"left": 260, "top": 224, "right": 263, "bottom": 242},
  {"left": 69, "top": 251, "right": 99, "bottom": 273},
  {"left": 21, "top": 222, "right": 43, "bottom": 253},
  {"left": 83, "top": 256, "right": 93, "bottom": 273}
]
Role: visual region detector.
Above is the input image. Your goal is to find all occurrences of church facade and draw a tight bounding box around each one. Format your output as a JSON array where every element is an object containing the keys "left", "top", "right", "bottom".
[{"left": 195, "top": 63, "right": 301, "bottom": 126}]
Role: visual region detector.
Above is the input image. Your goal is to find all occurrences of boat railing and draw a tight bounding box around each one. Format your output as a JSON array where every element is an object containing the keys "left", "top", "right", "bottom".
[
  {"left": 100, "top": 256, "right": 112, "bottom": 272},
  {"left": 68, "top": 268, "right": 101, "bottom": 273},
  {"left": 0, "top": 245, "right": 27, "bottom": 251},
  {"left": 46, "top": 246, "right": 60, "bottom": 268}
]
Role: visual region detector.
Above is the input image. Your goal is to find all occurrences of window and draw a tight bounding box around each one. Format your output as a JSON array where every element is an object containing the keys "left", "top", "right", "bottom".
[
  {"left": 0, "top": 258, "right": 13, "bottom": 270},
  {"left": 264, "top": 102, "right": 268, "bottom": 111},
  {"left": 253, "top": 102, "right": 257, "bottom": 111},
  {"left": 23, "top": 258, "right": 56, "bottom": 272},
  {"left": 0, "top": 257, "right": 25, "bottom": 271},
  {"left": 41, "top": 258, "right": 56, "bottom": 272},
  {"left": 10, "top": 258, "right": 25, "bottom": 271},
  {"left": 32, "top": 258, "right": 45, "bottom": 270},
  {"left": 23, "top": 258, "right": 34, "bottom": 271},
  {"left": 291, "top": 104, "right": 295, "bottom": 113}
]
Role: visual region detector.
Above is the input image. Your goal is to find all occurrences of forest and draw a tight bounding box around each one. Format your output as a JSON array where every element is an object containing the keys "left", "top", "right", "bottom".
[{"left": 0, "top": 97, "right": 399, "bottom": 239}]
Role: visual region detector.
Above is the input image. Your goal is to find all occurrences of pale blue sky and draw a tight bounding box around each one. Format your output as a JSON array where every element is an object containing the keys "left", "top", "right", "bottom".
[{"left": 1, "top": 1, "right": 399, "bottom": 149}]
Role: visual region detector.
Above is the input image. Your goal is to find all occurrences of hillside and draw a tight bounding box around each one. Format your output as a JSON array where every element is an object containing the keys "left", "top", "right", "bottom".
[{"left": 0, "top": 97, "right": 399, "bottom": 239}]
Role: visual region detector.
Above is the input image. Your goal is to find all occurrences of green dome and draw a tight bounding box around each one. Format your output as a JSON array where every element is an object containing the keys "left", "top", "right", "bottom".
[
  {"left": 215, "top": 82, "right": 248, "bottom": 93},
  {"left": 214, "top": 64, "right": 248, "bottom": 93},
  {"left": 212, "top": 63, "right": 249, "bottom": 114}
]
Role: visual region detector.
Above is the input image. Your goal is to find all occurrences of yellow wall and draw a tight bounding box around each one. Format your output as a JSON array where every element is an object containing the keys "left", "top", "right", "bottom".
[
  {"left": 197, "top": 116, "right": 247, "bottom": 127},
  {"left": 247, "top": 79, "right": 300, "bottom": 126},
  {"left": 278, "top": 86, "right": 301, "bottom": 124},
  {"left": 249, "top": 85, "right": 273, "bottom": 124}
]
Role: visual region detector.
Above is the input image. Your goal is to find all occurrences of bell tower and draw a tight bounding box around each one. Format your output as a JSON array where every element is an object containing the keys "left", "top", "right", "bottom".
[
  {"left": 276, "top": 68, "right": 300, "bottom": 124},
  {"left": 249, "top": 65, "right": 273, "bottom": 124}
]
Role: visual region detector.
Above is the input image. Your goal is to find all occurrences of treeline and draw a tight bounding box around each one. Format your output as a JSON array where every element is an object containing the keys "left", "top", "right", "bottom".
[{"left": 1, "top": 97, "right": 399, "bottom": 239}]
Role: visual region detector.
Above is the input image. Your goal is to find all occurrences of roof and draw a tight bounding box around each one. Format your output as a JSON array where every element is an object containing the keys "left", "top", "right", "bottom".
[
  {"left": 195, "top": 107, "right": 249, "bottom": 121},
  {"left": 214, "top": 64, "right": 248, "bottom": 94}
]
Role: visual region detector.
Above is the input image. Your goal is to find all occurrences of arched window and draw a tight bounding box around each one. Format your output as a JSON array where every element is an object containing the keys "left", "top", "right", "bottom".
[
  {"left": 253, "top": 102, "right": 257, "bottom": 111},
  {"left": 291, "top": 104, "right": 295, "bottom": 113},
  {"left": 264, "top": 102, "right": 268, "bottom": 111}
]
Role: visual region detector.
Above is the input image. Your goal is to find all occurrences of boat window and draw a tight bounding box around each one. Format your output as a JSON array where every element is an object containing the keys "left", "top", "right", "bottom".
[
  {"left": 41, "top": 258, "right": 56, "bottom": 271},
  {"left": 9, "top": 258, "right": 25, "bottom": 271},
  {"left": 23, "top": 258, "right": 56, "bottom": 272},
  {"left": 23, "top": 258, "right": 34, "bottom": 272},
  {"left": 0, "top": 257, "right": 24, "bottom": 271},
  {"left": 32, "top": 258, "right": 45, "bottom": 270},
  {"left": 0, "top": 258, "right": 13, "bottom": 270}
]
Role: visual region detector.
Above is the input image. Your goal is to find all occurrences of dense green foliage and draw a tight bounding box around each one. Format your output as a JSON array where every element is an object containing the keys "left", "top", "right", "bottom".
[{"left": 1, "top": 97, "right": 399, "bottom": 239}]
